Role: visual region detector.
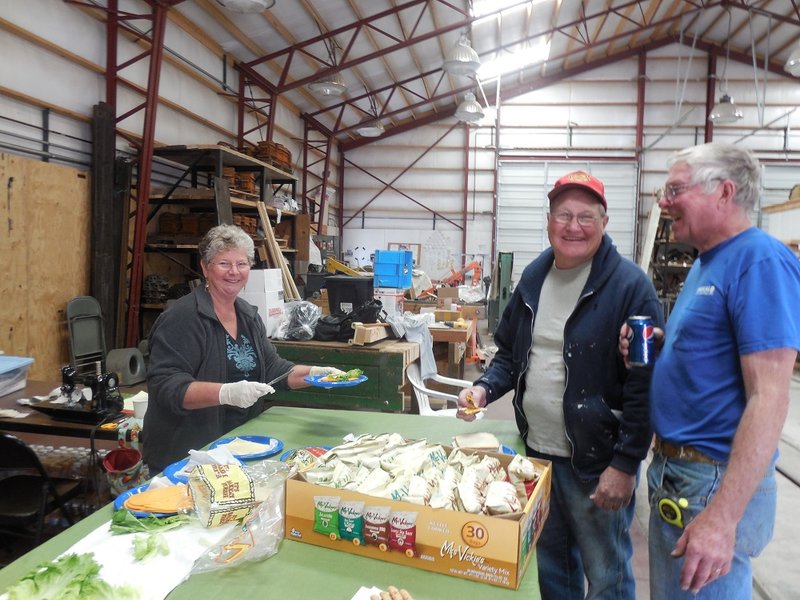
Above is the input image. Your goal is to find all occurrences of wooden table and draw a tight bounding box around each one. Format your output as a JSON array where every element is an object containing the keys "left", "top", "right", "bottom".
[
  {"left": 0, "top": 407, "right": 541, "bottom": 600},
  {"left": 271, "top": 338, "right": 419, "bottom": 412},
  {"left": 0, "top": 381, "right": 125, "bottom": 441},
  {"left": 429, "top": 320, "right": 474, "bottom": 378}
]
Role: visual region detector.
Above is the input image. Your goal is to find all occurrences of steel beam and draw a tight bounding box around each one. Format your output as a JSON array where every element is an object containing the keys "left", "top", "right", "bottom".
[{"left": 124, "top": 3, "right": 170, "bottom": 346}]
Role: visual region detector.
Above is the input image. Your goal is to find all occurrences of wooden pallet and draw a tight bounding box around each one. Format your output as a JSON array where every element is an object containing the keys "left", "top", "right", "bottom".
[{"left": 350, "top": 322, "right": 392, "bottom": 346}]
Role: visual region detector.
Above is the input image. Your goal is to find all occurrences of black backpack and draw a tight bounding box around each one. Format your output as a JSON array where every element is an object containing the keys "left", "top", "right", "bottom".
[{"left": 314, "top": 299, "right": 384, "bottom": 342}]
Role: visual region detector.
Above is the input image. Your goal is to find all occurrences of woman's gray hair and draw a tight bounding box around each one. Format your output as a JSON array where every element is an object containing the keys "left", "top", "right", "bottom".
[
  {"left": 198, "top": 224, "right": 255, "bottom": 264},
  {"left": 667, "top": 143, "right": 761, "bottom": 210}
]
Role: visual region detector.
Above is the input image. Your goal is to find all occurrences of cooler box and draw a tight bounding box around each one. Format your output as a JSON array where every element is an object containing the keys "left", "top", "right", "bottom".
[
  {"left": 325, "top": 275, "right": 374, "bottom": 314},
  {"left": 0, "top": 356, "right": 34, "bottom": 397},
  {"left": 373, "top": 250, "right": 413, "bottom": 289}
]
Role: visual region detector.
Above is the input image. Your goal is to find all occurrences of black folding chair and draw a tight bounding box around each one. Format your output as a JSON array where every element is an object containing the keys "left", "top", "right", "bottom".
[{"left": 0, "top": 432, "right": 83, "bottom": 547}]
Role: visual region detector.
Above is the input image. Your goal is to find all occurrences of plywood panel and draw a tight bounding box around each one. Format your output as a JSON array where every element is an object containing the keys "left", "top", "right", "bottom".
[{"left": 0, "top": 154, "right": 91, "bottom": 379}]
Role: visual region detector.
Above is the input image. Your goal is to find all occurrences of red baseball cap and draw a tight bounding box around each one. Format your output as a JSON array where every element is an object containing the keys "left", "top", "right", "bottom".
[{"left": 547, "top": 171, "right": 607, "bottom": 210}]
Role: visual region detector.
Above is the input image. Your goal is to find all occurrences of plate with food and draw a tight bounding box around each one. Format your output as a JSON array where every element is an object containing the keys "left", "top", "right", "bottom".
[
  {"left": 209, "top": 434, "right": 284, "bottom": 460},
  {"left": 163, "top": 457, "right": 191, "bottom": 484},
  {"left": 114, "top": 482, "right": 190, "bottom": 518},
  {"left": 303, "top": 368, "right": 367, "bottom": 388}
]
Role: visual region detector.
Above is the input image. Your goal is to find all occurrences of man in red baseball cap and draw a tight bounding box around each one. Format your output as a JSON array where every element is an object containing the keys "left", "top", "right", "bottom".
[{"left": 458, "top": 170, "right": 662, "bottom": 599}]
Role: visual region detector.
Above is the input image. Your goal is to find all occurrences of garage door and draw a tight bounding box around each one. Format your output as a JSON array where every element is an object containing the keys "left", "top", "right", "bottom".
[{"left": 497, "top": 161, "right": 639, "bottom": 285}]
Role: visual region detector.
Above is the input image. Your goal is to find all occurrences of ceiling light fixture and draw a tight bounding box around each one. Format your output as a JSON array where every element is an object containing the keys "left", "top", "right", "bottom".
[
  {"left": 785, "top": 42, "right": 800, "bottom": 77},
  {"left": 214, "top": 0, "right": 275, "bottom": 13},
  {"left": 708, "top": 94, "right": 743, "bottom": 124},
  {"left": 443, "top": 34, "right": 481, "bottom": 76},
  {"left": 308, "top": 31, "right": 347, "bottom": 98},
  {"left": 355, "top": 117, "right": 385, "bottom": 137},
  {"left": 708, "top": 9, "right": 743, "bottom": 124},
  {"left": 355, "top": 87, "right": 385, "bottom": 137},
  {"left": 308, "top": 70, "right": 347, "bottom": 97},
  {"left": 455, "top": 92, "right": 485, "bottom": 123}
]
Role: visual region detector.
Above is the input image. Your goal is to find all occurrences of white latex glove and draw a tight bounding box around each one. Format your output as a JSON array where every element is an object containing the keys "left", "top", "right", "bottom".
[
  {"left": 218, "top": 380, "right": 275, "bottom": 408},
  {"left": 309, "top": 366, "right": 346, "bottom": 377}
]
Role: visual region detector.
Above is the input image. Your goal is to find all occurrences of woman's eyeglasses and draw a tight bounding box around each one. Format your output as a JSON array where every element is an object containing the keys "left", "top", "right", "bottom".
[{"left": 211, "top": 261, "right": 251, "bottom": 271}]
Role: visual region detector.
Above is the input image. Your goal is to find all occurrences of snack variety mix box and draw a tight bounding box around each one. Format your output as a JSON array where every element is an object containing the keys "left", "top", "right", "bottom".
[{"left": 284, "top": 447, "right": 551, "bottom": 590}]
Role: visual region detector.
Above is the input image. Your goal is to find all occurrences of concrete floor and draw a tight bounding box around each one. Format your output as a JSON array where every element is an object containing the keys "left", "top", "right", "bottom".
[{"left": 469, "top": 324, "right": 800, "bottom": 600}]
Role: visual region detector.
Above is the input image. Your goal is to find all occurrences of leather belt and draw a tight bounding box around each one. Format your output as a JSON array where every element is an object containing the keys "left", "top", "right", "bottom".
[{"left": 653, "top": 437, "right": 720, "bottom": 465}]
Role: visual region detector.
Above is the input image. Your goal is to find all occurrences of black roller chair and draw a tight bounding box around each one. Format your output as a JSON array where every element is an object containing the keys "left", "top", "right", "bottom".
[{"left": 0, "top": 432, "right": 83, "bottom": 549}]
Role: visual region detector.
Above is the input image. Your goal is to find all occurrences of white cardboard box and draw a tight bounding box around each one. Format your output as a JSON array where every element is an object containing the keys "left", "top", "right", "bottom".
[
  {"left": 243, "top": 269, "right": 283, "bottom": 294},
  {"left": 239, "top": 291, "right": 285, "bottom": 338},
  {"left": 374, "top": 287, "right": 404, "bottom": 317}
]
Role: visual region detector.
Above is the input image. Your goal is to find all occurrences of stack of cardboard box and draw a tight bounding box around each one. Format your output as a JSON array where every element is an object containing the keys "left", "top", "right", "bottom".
[{"left": 238, "top": 269, "right": 285, "bottom": 337}]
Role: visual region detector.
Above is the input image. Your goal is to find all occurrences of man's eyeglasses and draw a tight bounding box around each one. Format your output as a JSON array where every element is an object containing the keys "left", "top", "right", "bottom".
[
  {"left": 211, "top": 260, "right": 251, "bottom": 271},
  {"left": 657, "top": 178, "right": 723, "bottom": 203},
  {"left": 657, "top": 182, "right": 695, "bottom": 203},
  {"left": 550, "top": 212, "right": 602, "bottom": 227}
]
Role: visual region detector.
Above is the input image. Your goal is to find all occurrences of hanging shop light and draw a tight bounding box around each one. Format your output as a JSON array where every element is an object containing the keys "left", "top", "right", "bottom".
[
  {"left": 455, "top": 92, "right": 485, "bottom": 123},
  {"left": 308, "top": 70, "right": 347, "bottom": 97},
  {"left": 214, "top": 0, "right": 275, "bottom": 13},
  {"left": 443, "top": 34, "right": 481, "bottom": 76},
  {"left": 355, "top": 88, "right": 385, "bottom": 137},
  {"left": 708, "top": 10, "right": 743, "bottom": 124},
  {"left": 355, "top": 117, "right": 385, "bottom": 137},
  {"left": 708, "top": 94, "right": 743, "bottom": 124},
  {"left": 308, "top": 35, "right": 347, "bottom": 98},
  {"left": 785, "top": 42, "right": 800, "bottom": 77}
]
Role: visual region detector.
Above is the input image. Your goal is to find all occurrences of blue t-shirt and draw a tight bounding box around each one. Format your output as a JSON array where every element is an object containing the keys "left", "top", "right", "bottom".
[{"left": 651, "top": 227, "right": 800, "bottom": 462}]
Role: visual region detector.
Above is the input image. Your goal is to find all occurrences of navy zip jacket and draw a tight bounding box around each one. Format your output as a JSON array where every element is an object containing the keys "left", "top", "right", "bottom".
[{"left": 476, "top": 234, "right": 663, "bottom": 481}]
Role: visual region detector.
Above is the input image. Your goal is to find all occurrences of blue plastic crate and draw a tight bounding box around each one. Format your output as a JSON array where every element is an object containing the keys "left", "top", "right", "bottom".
[
  {"left": 374, "top": 250, "right": 413, "bottom": 265},
  {"left": 0, "top": 356, "right": 34, "bottom": 397},
  {"left": 373, "top": 250, "right": 412, "bottom": 288}
]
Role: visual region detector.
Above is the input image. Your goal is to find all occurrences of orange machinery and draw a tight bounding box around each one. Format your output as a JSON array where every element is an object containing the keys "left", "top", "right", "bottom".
[{"left": 419, "top": 261, "right": 482, "bottom": 298}]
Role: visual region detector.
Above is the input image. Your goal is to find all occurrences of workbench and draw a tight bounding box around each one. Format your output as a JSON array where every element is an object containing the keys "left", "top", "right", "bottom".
[
  {"left": 270, "top": 338, "right": 419, "bottom": 412},
  {"left": 0, "top": 381, "right": 124, "bottom": 441},
  {"left": 429, "top": 320, "right": 474, "bottom": 378}
]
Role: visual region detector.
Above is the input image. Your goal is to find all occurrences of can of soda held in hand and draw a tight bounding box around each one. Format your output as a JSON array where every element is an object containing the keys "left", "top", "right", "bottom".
[{"left": 627, "top": 316, "right": 655, "bottom": 366}]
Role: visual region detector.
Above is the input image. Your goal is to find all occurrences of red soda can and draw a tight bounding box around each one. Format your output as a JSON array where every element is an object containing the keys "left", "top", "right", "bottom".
[{"left": 626, "top": 316, "right": 655, "bottom": 366}]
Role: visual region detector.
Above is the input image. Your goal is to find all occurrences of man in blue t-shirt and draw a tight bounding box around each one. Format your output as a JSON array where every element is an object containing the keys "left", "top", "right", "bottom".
[{"left": 624, "top": 143, "right": 800, "bottom": 599}]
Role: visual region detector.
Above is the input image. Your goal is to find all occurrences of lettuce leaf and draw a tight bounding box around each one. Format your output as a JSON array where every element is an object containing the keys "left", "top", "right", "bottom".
[{"left": 6, "top": 552, "right": 139, "bottom": 600}]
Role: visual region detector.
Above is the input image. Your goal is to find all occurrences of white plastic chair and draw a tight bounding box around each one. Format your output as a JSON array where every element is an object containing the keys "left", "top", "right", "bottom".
[{"left": 406, "top": 361, "right": 484, "bottom": 419}]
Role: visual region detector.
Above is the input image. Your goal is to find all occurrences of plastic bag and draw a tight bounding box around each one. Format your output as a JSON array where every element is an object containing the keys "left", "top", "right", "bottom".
[
  {"left": 275, "top": 301, "right": 321, "bottom": 340},
  {"left": 190, "top": 461, "right": 294, "bottom": 574},
  {"left": 314, "top": 299, "right": 385, "bottom": 342}
]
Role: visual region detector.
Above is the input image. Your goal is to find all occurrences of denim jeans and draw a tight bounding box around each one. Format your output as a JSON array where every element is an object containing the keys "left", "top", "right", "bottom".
[
  {"left": 647, "top": 452, "right": 777, "bottom": 600},
  {"left": 528, "top": 451, "right": 636, "bottom": 600}
]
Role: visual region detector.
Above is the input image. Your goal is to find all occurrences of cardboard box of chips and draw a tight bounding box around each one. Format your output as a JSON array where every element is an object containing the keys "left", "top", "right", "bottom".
[{"left": 284, "top": 445, "right": 551, "bottom": 590}]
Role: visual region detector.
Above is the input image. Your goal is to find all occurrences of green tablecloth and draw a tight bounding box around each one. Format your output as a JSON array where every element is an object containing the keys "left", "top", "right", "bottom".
[{"left": 0, "top": 407, "right": 540, "bottom": 599}]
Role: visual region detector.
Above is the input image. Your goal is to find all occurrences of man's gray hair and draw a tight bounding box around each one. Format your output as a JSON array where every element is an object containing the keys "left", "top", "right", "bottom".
[
  {"left": 667, "top": 143, "right": 761, "bottom": 210},
  {"left": 198, "top": 224, "right": 255, "bottom": 264}
]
